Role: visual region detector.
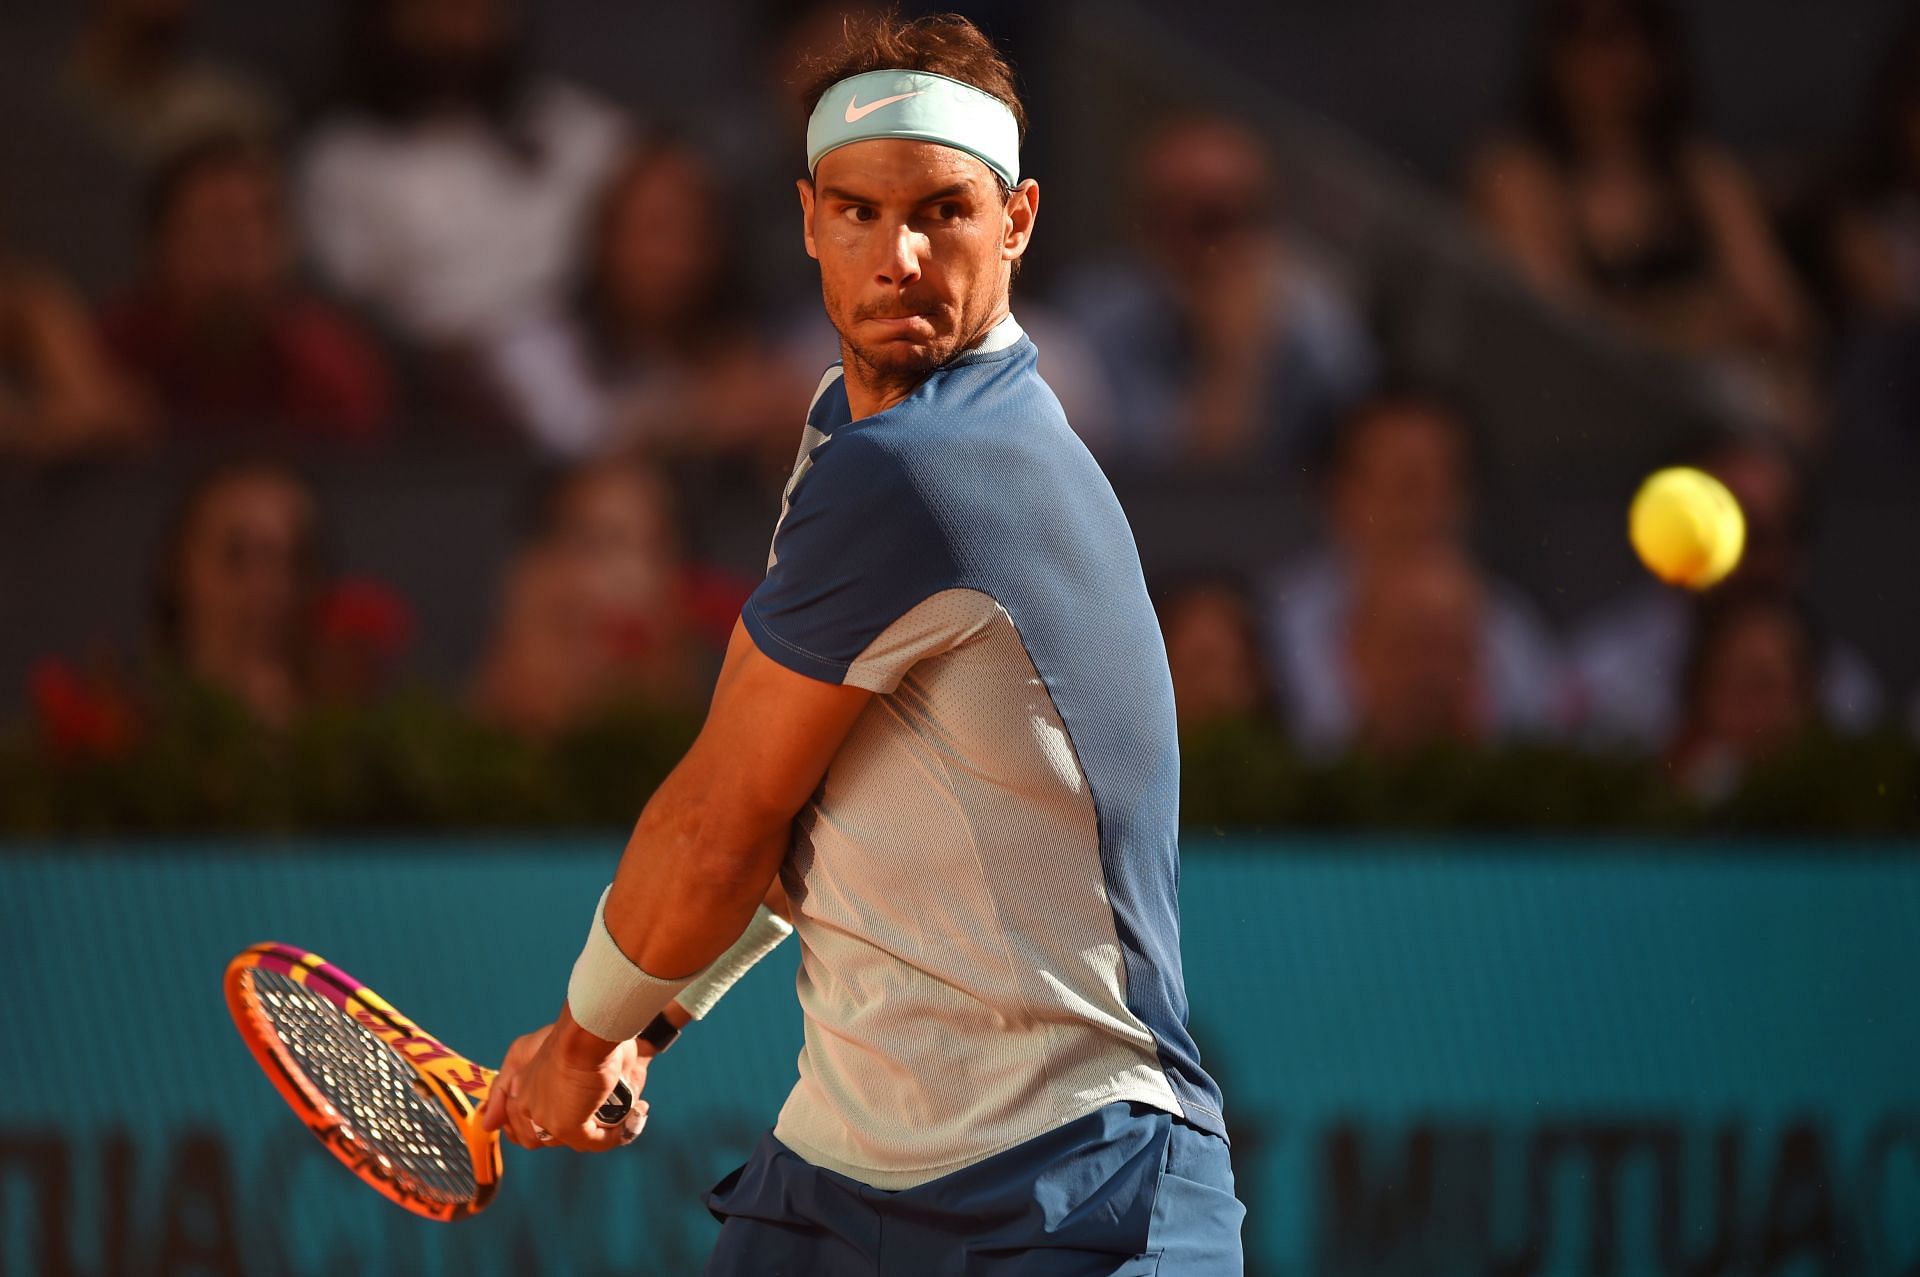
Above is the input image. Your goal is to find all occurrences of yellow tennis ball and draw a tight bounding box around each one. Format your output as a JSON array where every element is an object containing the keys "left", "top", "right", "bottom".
[{"left": 1629, "top": 466, "right": 1746, "bottom": 590}]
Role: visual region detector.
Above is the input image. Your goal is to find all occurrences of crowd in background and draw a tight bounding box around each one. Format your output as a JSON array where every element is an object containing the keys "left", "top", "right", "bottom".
[{"left": 5, "top": 0, "right": 1920, "bottom": 810}]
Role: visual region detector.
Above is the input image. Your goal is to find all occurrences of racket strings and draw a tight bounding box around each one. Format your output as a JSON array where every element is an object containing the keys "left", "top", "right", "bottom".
[{"left": 246, "top": 969, "right": 478, "bottom": 1205}]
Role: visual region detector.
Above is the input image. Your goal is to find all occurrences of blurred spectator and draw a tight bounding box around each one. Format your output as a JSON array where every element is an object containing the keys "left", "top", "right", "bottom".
[
  {"left": 1470, "top": 0, "right": 1815, "bottom": 433},
  {"left": 487, "top": 140, "right": 811, "bottom": 462},
  {"left": 1344, "top": 545, "right": 1490, "bottom": 755},
  {"left": 714, "top": 0, "right": 891, "bottom": 310},
  {"left": 473, "top": 458, "right": 746, "bottom": 737},
  {"left": 299, "top": 0, "right": 628, "bottom": 353},
  {"left": 1824, "top": 9, "right": 1920, "bottom": 463},
  {"left": 64, "top": 0, "right": 280, "bottom": 164},
  {"left": 152, "top": 460, "right": 411, "bottom": 727},
  {"left": 30, "top": 460, "right": 410, "bottom": 751},
  {"left": 1065, "top": 112, "right": 1376, "bottom": 467},
  {"left": 100, "top": 136, "right": 393, "bottom": 438},
  {"left": 1569, "top": 436, "right": 1884, "bottom": 746},
  {"left": 1668, "top": 593, "right": 1818, "bottom": 799},
  {"left": 0, "top": 0, "right": 281, "bottom": 293},
  {"left": 1261, "top": 392, "right": 1562, "bottom": 755},
  {"left": 1828, "top": 10, "right": 1920, "bottom": 323},
  {"left": 0, "top": 243, "right": 152, "bottom": 458},
  {"left": 1158, "top": 578, "right": 1276, "bottom": 733}
]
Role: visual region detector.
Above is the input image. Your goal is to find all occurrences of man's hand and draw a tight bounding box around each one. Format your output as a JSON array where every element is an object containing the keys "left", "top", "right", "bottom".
[{"left": 481, "top": 1014, "right": 651, "bottom": 1153}]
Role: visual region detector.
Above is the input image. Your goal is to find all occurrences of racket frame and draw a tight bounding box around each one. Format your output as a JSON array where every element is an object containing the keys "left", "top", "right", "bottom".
[{"left": 224, "top": 941, "right": 504, "bottom": 1221}]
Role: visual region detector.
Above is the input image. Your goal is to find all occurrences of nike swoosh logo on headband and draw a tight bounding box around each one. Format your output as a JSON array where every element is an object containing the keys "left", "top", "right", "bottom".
[{"left": 844, "top": 91, "right": 921, "bottom": 123}]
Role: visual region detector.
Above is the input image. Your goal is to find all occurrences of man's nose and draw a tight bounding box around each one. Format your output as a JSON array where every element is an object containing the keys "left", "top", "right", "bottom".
[{"left": 877, "top": 223, "right": 926, "bottom": 287}]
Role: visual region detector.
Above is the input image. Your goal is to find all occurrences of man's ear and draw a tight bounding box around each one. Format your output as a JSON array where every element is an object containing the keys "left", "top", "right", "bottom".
[
  {"left": 797, "top": 178, "right": 819, "bottom": 261},
  {"left": 1003, "top": 178, "right": 1039, "bottom": 264}
]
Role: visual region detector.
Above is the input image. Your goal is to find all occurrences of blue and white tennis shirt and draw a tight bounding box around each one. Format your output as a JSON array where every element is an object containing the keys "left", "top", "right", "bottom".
[{"left": 742, "top": 315, "right": 1224, "bottom": 1190}]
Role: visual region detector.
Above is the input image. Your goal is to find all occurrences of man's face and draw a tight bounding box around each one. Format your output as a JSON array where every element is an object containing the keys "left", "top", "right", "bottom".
[
  {"left": 1346, "top": 549, "right": 1485, "bottom": 753},
  {"left": 1697, "top": 606, "right": 1811, "bottom": 760},
  {"left": 545, "top": 465, "right": 681, "bottom": 611},
  {"left": 179, "top": 472, "right": 315, "bottom": 655},
  {"left": 1553, "top": 2, "right": 1661, "bottom": 125},
  {"left": 603, "top": 151, "right": 720, "bottom": 329},
  {"left": 157, "top": 160, "right": 289, "bottom": 314},
  {"left": 1331, "top": 407, "right": 1470, "bottom": 562},
  {"left": 800, "top": 139, "right": 1036, "bottom": 386},
  {"left": 1162, "top": 586, "right": 1266, "bottom": 729},
  {"left": 1136, "top": 120, "right": 1274, "bottom": 281}
]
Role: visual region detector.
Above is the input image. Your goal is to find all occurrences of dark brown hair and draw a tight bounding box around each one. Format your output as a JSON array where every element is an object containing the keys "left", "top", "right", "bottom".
[
  {"left": 338, "top": 0, "right": 539, "bottom": 162},
  {"left": 799, "top": 11, "right": 1027, "bottom": 144},
  {"left": 1517, "top": 0, "right": 1695, "bottom": 172}
]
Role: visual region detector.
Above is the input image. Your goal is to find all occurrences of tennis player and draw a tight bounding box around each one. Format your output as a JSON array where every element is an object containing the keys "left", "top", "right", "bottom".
[{"left": 484, "top": 13, "right": 1242, "bottom": 1272}]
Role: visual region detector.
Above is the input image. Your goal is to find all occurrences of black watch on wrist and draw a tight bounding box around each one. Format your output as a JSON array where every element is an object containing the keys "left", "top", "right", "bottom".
[{"left": 637, "top": 1013, "right": 681, "bottom": 1055}]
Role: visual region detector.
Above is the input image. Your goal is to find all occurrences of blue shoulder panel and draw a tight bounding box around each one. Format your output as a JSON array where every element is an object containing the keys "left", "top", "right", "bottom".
[
  {"left": 742, "top": 363, "right": 967, "bottom": 684},
  {"left": 742, "top": 426, "right": 958, "bottom": 684}
]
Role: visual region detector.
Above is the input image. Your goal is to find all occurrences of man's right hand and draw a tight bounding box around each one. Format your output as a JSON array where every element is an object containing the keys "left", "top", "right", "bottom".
[{"left": 482, "top": 1016, "right": 652, "bottom": 1153}]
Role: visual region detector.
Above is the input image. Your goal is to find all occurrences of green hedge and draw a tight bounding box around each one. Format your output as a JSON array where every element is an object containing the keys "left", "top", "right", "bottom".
[
  {"left": 0, "top": 686, "right": 699, "bottom": 835},
  {"left": 1180, "top": 719, "right": 1919, "bottom": 835},
  {"left": 2, "top": 691, "right": 1915, "bottom": 836}
]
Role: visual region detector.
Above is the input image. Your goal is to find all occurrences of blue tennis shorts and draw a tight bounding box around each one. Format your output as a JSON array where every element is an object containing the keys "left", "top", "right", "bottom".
[{"left": 703, "top": 1101, "right": 1244, "bottom": 1275}]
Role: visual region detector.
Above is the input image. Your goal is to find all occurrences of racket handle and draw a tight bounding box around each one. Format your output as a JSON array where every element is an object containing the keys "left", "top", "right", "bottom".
[{"left": 594, "top": 1080, "right": 634, "bottom": 1125}]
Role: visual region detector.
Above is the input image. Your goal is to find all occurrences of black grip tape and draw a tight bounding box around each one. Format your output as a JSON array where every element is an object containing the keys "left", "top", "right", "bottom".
[{"left": 594, "top": 1080, "right": 633, "bottom": 1125}]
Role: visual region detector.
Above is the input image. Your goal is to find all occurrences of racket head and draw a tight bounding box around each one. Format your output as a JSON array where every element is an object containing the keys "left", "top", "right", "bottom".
[{"left": 224, "top": 942, "right": 503, "bottom": 1221}]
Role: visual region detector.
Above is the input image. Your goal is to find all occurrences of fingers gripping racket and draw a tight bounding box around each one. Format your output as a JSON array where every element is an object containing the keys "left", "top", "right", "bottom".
[{"left": 224, "top": 942, "right": 631, "bottom": 1221}]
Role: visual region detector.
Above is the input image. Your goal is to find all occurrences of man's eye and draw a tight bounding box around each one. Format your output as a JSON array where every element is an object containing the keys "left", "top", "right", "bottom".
[
  {"left": 848, "top": 206, "right": 877, "bottom": 223},
  {"left": 937, "top": 202, "right": 962, "bottom": 220}
]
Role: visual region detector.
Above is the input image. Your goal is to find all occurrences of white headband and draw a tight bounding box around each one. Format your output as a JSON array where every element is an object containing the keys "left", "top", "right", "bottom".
[{"left": 806, "top": 69, "right": 1021, "bottom": 188}]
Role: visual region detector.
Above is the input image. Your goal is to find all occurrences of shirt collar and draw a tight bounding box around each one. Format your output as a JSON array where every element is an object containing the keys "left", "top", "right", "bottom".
[{"left": 971, "top": 312, "right": 1025, "bottom": 354}]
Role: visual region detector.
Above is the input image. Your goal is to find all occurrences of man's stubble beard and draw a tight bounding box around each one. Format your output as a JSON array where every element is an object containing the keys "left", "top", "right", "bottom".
[
  {"left": 824, "top": 276, "right": 1007, "bottom": 407},
  {"left": 840, "top": 327, "right": 947, "bottom": 399}
]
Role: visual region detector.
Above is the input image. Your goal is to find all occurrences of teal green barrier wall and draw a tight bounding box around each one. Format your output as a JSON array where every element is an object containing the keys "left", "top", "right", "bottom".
[{"left": 3, "top": 840, "right": 1918, "bottom": 1276}]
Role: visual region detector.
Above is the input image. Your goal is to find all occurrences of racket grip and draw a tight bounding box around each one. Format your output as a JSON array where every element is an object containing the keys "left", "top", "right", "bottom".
[{"left": 594, "top": 1080, "right": 633, "bottom": 1125}]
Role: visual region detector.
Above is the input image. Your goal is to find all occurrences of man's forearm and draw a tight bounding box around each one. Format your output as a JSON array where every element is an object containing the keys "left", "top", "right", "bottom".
[
  {"left": 550, "top": 765, "right": 790, "bottom": 1063},
  {"left": 547, "top": 620, "right": 866, "bottom": 1065},
  {"left": 604, "top": 756, "right": 792, "bottom": 983}
]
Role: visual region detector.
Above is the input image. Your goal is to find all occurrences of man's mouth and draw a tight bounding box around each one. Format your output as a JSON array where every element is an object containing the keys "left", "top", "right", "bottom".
[{"left": 862, "top": 311, "right": 938, "bottom": 334}]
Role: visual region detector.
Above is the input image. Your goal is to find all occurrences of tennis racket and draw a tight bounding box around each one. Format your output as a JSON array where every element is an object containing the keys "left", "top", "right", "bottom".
[{"left": 224, "top": 941, "right": 632, "bottom": 1221}]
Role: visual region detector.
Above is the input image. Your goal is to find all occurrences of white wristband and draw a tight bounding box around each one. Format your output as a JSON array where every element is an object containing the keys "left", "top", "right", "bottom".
[
  {"left": 676, "top": 905, "right": 794, "bottom": 1020},
  {"left": 565, "top": 887, "right": 692, "bottom": 1042}
]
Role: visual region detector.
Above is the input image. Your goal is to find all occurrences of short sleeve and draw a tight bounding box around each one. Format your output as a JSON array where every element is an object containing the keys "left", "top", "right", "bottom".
[{"left": 742, "top": 433, "right": 972, "bottom": 690}]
